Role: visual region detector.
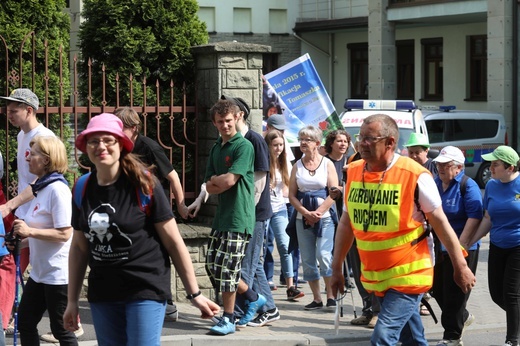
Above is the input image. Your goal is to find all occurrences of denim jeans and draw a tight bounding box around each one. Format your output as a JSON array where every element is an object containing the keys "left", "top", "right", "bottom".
[
  {"left": 372, "top": 289, "right": 427, "bottom": 346},
  {"left": 264, "top": 224, "right": 275, "bottom": 282},
  {"left": 296, "top": 216, "right": 334, "bottom": 281},
  {"left": 18, "top": 278, "right": 77, "bottom": 346},
  {"left": 278, "top": 204, "right": 301, "bottom": 284},
  {"left": 266, "top": 209, "right": 293, "bottom": 279},
  {"left": 0, "top": 311, "right": 4, "bottom": 346},
  {"left": 90, "top": 299, "right": 166, "bottom": 346},
  {"left": 236, "top": 220, "right": 275, "bottom": 315}
]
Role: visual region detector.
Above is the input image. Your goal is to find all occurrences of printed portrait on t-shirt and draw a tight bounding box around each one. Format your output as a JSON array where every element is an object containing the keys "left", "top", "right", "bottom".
[{"left": 86, "top": 203, "right": 132, "bottom": 261}]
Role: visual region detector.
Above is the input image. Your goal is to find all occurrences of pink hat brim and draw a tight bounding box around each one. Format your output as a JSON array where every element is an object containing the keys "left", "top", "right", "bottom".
[{"left": 76, "top": 113, "right": 134, "bottom": 153}]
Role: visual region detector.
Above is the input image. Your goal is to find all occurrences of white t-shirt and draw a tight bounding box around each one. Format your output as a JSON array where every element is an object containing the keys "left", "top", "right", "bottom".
[
  {"left": 24, "top": 181, "right": 72, "bottom": 285},
  {"left": 270, "top": 170, "right": 287, "bottom": 213},
  {"left": 295, "top": 156, "right": 332, "bottom": 219},
  {"left": 16, "top": 124, "right": 55, "bottom": 218}
]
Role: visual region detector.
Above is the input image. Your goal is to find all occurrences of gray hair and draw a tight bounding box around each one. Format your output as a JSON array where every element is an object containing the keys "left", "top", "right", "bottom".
[
  {"left": 453, "top": 160, "right": 465, "bottom": 168},
  {"left": 298, "top": 125, "right": 323, "bottom": 143},
  {"left": 363, "top": 114, "right": 399, "bottom": 147}
]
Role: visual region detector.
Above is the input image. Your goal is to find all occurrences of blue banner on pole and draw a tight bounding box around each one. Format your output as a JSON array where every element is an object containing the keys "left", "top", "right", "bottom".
[{"left": 264, "top": 54, "right": 343, "bottom": 146}]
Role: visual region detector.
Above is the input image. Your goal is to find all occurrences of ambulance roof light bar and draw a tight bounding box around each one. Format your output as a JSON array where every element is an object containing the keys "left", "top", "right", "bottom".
[
  {"left": 344, "top": 99, "right": 416, "bottom": 111},
  {"left": 439, "top": 105, "right": 456, "bottom": 112}
]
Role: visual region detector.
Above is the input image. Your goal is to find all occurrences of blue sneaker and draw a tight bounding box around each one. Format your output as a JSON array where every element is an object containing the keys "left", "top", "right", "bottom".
[
  {"left": 209, "top": 316, "right": 235, "bottom": 335},
  {"left": 238, "top": 294, "right": 267, "bottom": 326}
]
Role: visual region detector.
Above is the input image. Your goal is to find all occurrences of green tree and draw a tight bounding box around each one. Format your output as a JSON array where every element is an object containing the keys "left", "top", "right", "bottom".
[
  {"left": 78, "top": 0, "right": 208, "bottom": 106},
  {"left": 0, "top": 0, "right": 72, "bottom": 193},
  {"left": 78, "top": 0, "right": 208, "bottom": 193}
]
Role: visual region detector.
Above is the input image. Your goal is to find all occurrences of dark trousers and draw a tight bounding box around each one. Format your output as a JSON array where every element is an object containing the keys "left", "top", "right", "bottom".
[
  {"left": 349, "top": 239, "right": 380, "bottom": 315},
  {"left": 18, "top": 277, "right": 77, "bottom": 346},
  {"left": 488, "top": 243, "right": 520, "bottom": 344},
  {"left": 432, "top": 248, "right": 479, "bottom": 340}
]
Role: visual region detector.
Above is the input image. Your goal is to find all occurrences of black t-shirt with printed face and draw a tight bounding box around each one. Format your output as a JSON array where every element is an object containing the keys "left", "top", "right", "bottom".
[{"left": 71, "top": 173, "right": 174, "bottom": 302}]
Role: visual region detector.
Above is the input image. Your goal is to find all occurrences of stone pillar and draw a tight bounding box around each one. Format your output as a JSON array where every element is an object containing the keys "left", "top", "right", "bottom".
[
  {"left": 173, "top": 42, "right": 270, "bottom": 302},
  {"left": 368, "top": 0, "right": 396, "bottom": 99},
  {"left": 487, "top": 0, "right": 513, "bottom": 140},
  {"left": 190, "top": 41, "right": 271, "bottom": 224}
]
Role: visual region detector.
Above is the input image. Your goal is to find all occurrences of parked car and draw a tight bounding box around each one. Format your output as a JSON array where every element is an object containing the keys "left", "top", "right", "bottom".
[
  {"left": 339, "top": 99, "right": 428, "bottom": 154},
  {"left": 423, "top": 106, "right": 507, "bottom": 188}
]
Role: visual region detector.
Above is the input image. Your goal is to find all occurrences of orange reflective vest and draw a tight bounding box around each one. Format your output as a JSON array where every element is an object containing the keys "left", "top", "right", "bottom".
[{"left": 345, "top": 156, "right": 433, "bottom": 296}]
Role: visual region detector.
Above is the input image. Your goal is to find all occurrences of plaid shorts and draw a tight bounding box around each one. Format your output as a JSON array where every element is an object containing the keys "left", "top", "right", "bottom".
[{"left": 205, "top": 229, "right": 249, "bottom": 293}]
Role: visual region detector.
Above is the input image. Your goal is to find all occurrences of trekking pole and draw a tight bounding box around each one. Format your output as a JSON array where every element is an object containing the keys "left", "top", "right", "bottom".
[
  {"left": 343, "top": 257, "right": 357, "bottom": 319},
  {"left": 5, "top": 232, "right": 22, "bottom": 346},
  {"left": 334, "top": 292, "right": 342, "bottom": 335}
]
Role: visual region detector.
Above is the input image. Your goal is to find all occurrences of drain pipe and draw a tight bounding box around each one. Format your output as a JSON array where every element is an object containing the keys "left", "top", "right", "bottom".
[
  {"left": 512, "top": 0, "right": 519, "bottom": 149},
  {"left": 292, "top": 33, "right": 330, "bottom": 57}
]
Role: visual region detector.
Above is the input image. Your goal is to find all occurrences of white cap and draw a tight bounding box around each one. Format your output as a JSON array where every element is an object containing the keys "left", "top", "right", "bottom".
[{"left": 433, "top": 146, "right": 465, "bottom": 163}]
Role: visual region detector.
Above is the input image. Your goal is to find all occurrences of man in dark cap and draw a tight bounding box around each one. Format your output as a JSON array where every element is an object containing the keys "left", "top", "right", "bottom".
[{"left": 221, "top": 95, "right": 280, "bottom": 328}]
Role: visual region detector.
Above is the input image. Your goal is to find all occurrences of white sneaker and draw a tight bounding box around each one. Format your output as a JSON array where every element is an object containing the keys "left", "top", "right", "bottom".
[
  {"left": 461, "top": 312, "right": 474, "bottom": 337},
  {"left": 164, "top": 303, "right": 178, "bottom": 322},
  {"left": 39, "top": 323, "right": 84, "bottom": 342},
  {"left": 464, "top": 313, "right": 475, "bottom": 327},
  {"left": 436, "top": 339, "right": 463, "bottom": 346}
]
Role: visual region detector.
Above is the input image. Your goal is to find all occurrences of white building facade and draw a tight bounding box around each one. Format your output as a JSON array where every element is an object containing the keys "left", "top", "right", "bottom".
[{"left": 67, "top": 0, "right": 520, "bottom": 148}]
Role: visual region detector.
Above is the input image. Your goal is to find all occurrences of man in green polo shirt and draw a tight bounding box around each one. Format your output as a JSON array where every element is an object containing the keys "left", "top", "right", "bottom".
[{"left": 204, "top": 98, "right": 255, "bottom": 335}]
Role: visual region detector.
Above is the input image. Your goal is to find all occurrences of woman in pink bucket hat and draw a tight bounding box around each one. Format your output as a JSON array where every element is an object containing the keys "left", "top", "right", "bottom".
[{"left": 64, "top": 113, "right": 219, "bottom": 345}]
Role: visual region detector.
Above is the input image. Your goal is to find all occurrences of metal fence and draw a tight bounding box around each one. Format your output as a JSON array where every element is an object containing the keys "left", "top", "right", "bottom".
[{"left": 0, "top": 32, "right": 200, "bottom": 207}]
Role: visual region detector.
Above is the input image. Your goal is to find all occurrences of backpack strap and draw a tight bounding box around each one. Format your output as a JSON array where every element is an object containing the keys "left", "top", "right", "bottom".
[
  {"left": 73, "top": 173, "right": 91, "bottom": 209},
  {"left": 459, "top": 175, "right": 469, "bottom": 198},
  {"left": 411, "top": 183, "right": 432, "bottom": 245},
  {"left": 137, "top": 171, "right": 153, "bottom": 216},
  {"left": 137, "top": 187, "right": 153, "bottom": 216},
  {"left": 73, "top": 171, "right": 153, "bottom": 215}
]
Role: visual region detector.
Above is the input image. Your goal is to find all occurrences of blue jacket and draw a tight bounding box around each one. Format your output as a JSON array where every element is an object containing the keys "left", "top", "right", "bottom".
[{"left": 286, "top": 188, "right": 337, "bottom": 251}]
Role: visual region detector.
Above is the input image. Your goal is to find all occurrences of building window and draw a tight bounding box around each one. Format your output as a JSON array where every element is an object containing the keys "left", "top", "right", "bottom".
[
  {"left": 262, "top": 54, "right": 279, "bottom": 75},
  {"left": 468, "top": 35, "right": 487, "bottom": 101},
  {"left": 397, "top": 40, "right": 414, "bottom": 99},
  {"left": 269, "top": 9, "right": 287, "bottom": 34},
  {"left": 198, "top": 7, "right": 216, "bottom": 33},
  {"left": 348, "top": 43, "right": 368, "bottom": 99},
  {"left": 233, "top": 8, "right": 252, "bottom": 34},
  {"left": 421, "top": 38, "right": 443, "bottom": 101}
]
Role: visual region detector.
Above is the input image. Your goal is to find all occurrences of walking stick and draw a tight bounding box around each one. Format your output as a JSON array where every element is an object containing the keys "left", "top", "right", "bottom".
[
  {"left": 343, "top": 257, "right": 357, "bottom": 319},
  {"left": 5, "top": 232, "right": 22, "bottom": 346}
]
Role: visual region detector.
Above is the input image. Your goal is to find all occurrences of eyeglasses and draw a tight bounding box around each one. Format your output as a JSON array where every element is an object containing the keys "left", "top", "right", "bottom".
[
  {"left": 86, "top": 137, "right": 118, "bottom": 148},
  {"left": 355, "top": 134, "right": 388, "bottom": 144},
  {"left": 298, "top": 138, "right": 316, "bottom": 143},
  {"left": 435, "top": 161, "right": 455, "bottom": 169}
]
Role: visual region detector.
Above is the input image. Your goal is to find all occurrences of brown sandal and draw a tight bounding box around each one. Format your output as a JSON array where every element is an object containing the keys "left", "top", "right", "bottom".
[{"left": 350, "top": 315, "right": 371, "bottom": 325}]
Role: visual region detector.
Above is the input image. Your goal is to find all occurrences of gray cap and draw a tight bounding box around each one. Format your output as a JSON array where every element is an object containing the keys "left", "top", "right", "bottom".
[
  {"left": 266, "top": 114, "right": 286, "bottom": 130},
  {"left": 0, "top": 88, "right": 39, "bottom": 110}
]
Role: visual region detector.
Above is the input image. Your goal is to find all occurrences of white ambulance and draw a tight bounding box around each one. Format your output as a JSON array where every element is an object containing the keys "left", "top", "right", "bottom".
[{"left": 339, "top": 99, "right": 428, "bottom": 155}]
